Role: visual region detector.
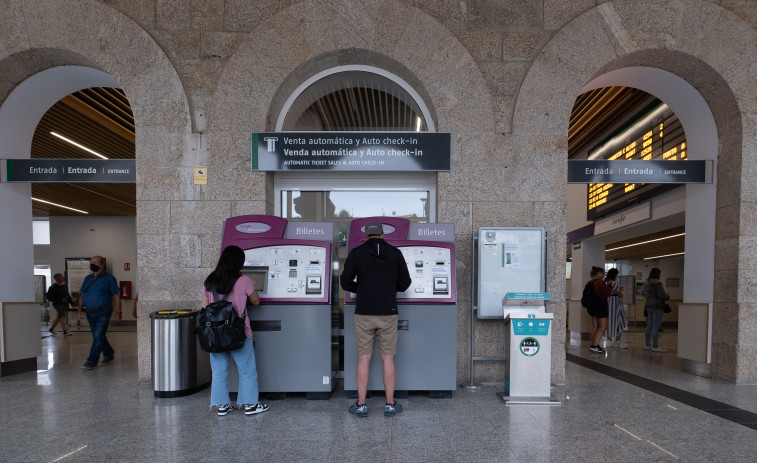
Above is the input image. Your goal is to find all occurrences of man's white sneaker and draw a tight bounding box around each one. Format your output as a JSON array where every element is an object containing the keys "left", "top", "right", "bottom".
[{"left": 651, "top": 347, "right": 668, "bottom": 353}]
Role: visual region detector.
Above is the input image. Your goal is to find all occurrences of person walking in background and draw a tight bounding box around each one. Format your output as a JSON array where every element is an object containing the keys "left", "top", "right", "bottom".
[
  {"left": 605, "top": 268, "right": 627, "bottom": 348},
  {"left": 340, "top": 221, "right": 412, "bottom": 417},
  {"left": 77, "top": 256, "right": 121, "bottom": 369},
  {"left": 584, "top": 266, "right": 612, "bottom": 354},
  {"left": 643, "top": 267, "right": 670, "bottom": 352},
  {"left": 47, "top": 273, "right": 73, "bottom": 336},
  {"left": 201, "top": 245, "right": 268, "bottom": 417}
]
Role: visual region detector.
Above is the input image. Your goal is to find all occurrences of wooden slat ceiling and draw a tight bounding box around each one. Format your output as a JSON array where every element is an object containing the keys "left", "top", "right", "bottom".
[
  {"left": 30, "top": 87, "right": 135, "bottom": 217},
  {"left": 293, "top": 85, "right": 425, "bottom": 131}
]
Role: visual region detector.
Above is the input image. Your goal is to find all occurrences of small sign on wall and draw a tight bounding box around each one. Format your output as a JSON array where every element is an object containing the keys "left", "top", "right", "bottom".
[{"left": 194, "top": 166, "right": 207, "bottom": 185}]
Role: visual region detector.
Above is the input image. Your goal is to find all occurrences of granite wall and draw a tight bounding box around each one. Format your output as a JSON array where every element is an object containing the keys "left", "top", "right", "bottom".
[{"left": 0, "top": 0, "right": 755, "bottom": 384}]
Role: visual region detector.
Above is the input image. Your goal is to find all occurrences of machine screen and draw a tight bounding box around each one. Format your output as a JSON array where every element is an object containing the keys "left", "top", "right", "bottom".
[
  {"left": 241, "top": 266, "right": 268, "bottom": 294},
  {"left": 398, "top": 246, "right": 452, "bottom": 299}
]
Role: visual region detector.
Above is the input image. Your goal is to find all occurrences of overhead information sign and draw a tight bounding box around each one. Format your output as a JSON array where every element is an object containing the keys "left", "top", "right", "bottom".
[
  {"left": 568, "top": 160, "right": 711, "bottom": 184},
  {"left": 2, "top": 159, "right": 136, "bottom": 183},
  {"left": 251, "top": 132, "right": 450, "bottom": 171}
]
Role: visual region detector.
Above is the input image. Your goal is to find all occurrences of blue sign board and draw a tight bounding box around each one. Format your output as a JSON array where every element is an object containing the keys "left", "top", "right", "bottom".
[
  {"left": 512, "top": 319, "right": 551, "bottom": 336},
  {"left": 506, "top": 292, "right": 551, "bottom": 300}
]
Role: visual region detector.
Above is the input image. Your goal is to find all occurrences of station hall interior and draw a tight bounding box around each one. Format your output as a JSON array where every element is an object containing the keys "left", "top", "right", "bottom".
[{"left": 1, "top": 1, "right": 757, "bottom": 462}]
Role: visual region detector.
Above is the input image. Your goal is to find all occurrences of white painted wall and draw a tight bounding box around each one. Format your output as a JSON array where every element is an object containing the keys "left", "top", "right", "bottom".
[
  {"left": 623, "top": 258, "right": 685, "bottom": 301},
  {"left": 49, "top": 216, "right": 137, "bottom": 319},
  {"left": 0, "top": 183, "right": 34, "bottom": 302}
]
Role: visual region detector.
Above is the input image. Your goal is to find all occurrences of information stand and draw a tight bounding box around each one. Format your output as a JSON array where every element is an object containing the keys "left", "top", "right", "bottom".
[{"left": 500, "top": 293, "right": 560, "bottom": 406}]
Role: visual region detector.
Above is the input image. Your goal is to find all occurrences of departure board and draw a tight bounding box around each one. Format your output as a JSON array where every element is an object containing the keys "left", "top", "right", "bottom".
[{"left": 586, "top": 102, "right": 686, "bottom": 221}]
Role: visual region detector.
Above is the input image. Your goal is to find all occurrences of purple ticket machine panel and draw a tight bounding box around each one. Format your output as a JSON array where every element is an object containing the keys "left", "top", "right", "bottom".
[
  {"left": 222, "top": 215, "right": 331, "bottom": 304},
  {"left": 221, "top": 215, "right": 336, "bottom": 398},
  {"left": 343, "top": 217, "right": 457, "bottom": 396}
]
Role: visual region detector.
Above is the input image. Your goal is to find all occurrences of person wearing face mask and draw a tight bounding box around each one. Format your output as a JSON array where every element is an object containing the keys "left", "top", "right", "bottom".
[{"left": 77, "top": 256, "right": 121, "bottom": 369}]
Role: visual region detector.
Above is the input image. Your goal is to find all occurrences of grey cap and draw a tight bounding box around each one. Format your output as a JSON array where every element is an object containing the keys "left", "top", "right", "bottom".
[{"left": 364, "top": 221, "right": 384, "bottom": 237}]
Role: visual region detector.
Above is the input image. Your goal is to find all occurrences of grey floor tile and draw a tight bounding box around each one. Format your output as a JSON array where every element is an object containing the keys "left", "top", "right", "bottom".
[{"left": 3, "top": 326, "right": 757, "bottom": 463}]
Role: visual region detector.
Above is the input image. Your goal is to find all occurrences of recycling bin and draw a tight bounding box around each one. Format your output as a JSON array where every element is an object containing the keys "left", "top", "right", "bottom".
[{"left": 150, "top": 310, "right": 211, "bottom": 398}]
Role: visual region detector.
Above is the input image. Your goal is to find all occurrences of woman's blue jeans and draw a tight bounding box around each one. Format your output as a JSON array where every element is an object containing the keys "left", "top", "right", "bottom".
[
  {"left": 85, "top": 307, "right": 114, "bottom": 365},
  {"left": 645, "top": 308, "right": 664, "bottom": 348},
  {"left": 209, "top": 338, "right": 260, "bottom": 406}
]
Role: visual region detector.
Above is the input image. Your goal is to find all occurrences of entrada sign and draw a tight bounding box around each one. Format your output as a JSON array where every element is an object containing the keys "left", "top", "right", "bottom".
[
  {"left": 251, "top": 132, "right": 450, "bottom": 171},
  {"left": 2, "top": 159, "right": 136, "bottom": 183},
  {"left": 568, "top": 160, "right": 712, "bottom": 184}
]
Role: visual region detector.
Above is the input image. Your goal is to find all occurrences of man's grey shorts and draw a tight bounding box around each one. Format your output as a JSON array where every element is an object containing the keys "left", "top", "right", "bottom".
[{"left": 354, "top": 314, "right": 398, "bottom": 356}]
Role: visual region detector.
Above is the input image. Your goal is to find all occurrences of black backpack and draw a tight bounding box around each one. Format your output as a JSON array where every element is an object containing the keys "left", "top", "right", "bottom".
[
  {"left": 195, "top": 282, "right": 246, "bottom": 353},
  {"left": 581, "top": 280, "right": 596, "bottom": 310}
]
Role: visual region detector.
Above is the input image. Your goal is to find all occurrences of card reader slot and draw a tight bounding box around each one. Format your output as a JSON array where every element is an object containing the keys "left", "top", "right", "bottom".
[{"left": 251, "top": 320, "right": 282, "bottom": 332}]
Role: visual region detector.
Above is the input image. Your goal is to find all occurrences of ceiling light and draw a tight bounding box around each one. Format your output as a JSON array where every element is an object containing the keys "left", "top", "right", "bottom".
[
  {"left": 32, "top": 197, "right": 88, "bottom": 214},
  {"left": 606, "top": 233, "right": 685, "bottom": 252},
  {"left": 50, "top": 132, "right": 108, "bottom": 159},
  {"left": 643, "top": 252, "right": 684, "bottom": 260}
]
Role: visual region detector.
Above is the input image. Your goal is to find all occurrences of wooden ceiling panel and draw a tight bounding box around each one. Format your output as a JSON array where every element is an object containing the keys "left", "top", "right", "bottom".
[{"left": 30, "top": 87, "right": 135, "bottom": 217}]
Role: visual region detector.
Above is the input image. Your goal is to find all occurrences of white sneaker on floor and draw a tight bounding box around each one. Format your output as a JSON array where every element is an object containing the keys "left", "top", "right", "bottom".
[
  {"left": 616, "top": 341, "right": 628, "bottom": 349},
  {"left": 607, "top": 340, "right": 616, "bottom": 348},
  {"left": 643, "top": 345, "right": 652, "bottom": 350},
  {"left": 652, "top": 347, "right": 668, "bottom": 353}
]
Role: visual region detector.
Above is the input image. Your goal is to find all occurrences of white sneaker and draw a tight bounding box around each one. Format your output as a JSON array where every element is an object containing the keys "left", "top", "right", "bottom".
[
  {"left": 652, "top": 347, "right": 668, "bottom": 353},
  {"left": 616, "top": 341, "right": 628, "bottom": 349}
]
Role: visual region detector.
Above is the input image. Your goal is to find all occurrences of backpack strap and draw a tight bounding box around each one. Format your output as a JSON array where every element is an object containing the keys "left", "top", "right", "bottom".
[{"left": 208, "top": 276, "right": 244, "bottom": 320}]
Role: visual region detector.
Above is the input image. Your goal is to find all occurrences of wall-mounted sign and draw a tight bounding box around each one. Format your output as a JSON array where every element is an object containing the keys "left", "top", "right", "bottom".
[
  {"left": 194, "top": 166, "right": 207, "bottom": 185},
  {"left": 593, "top": 202, "right": 651, "bottom": 235},
  {"left": 251, "top": 132, "right": 450, "bottom": 171},
  {"left": 568, "top": 160, "right": 711, "bottom": 185},
  {"left": 2, "top": 159, "right": 136, "bottom": 183}
]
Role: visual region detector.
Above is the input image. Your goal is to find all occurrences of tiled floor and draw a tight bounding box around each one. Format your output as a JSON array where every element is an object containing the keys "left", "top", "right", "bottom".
[{"left": 2, "top": 326, "right": 757, "bottom": 462}]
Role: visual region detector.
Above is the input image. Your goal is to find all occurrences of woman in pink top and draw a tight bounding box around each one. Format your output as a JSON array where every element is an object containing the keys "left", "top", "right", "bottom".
[{"left": 201, "top": 245, "right": 268, "bottom": 417}]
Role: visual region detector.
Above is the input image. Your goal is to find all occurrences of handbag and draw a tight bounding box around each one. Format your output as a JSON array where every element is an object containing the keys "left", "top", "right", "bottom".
[
  {"left": 663, "top": 303, "right": 672, "bottom": 313},
  {"left": 195, "top": 282, "right": 246, "bottom": 353}
]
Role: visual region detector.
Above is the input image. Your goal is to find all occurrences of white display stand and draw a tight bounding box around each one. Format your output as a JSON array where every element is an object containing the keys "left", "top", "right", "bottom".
[
  {"left": 500, "top": 293, "right": 560, "bottom": 406},
  {"left": 1, "top": 302, "right": 41, "bottom": 376}
]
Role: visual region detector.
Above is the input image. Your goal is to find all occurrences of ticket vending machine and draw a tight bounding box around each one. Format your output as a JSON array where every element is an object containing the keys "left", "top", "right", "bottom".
[
  {"left": 221, "top": 215, "right": 336, "bottom": 399},
  {"left": 343, "top": 217, "right": 457, "bottom": 397}
]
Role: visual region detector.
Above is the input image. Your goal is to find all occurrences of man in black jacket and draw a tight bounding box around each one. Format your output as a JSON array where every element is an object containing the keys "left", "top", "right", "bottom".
[{"left": 340, "top": 221, "right": 412, "bottom": 417}]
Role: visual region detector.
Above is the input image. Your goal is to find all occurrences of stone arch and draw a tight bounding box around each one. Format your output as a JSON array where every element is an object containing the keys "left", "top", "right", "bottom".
[
  {"left": 207, "top": 0, "right": 497, "bottom": 381},
  {"left": 207, "top": 0, "right": 495, "bottom": 206},
  {"left": 0, "top": 0, "right": 194, "bottom": 380},
  {"left": 513, "top": 0, "right": 757, "bottom": 381}
]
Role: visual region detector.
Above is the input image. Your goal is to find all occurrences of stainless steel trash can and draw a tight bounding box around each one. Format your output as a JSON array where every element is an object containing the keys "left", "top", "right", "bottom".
[{"left": 150, "top": 310, "right": 211, "bottom": 398}]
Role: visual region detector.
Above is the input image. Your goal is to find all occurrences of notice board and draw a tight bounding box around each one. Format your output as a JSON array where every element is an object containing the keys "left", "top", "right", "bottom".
[{"left": 477, "top": 228, "right": 545, "bottom": 319}]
